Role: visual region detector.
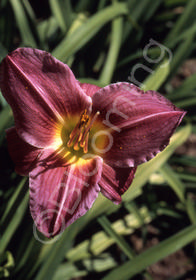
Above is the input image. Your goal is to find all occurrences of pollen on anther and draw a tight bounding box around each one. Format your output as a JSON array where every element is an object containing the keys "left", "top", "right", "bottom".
[{"left": 80, "top": 109, "right": 89, "bottom": 124}]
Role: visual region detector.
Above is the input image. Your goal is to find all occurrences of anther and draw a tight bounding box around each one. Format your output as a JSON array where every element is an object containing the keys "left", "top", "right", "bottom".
[{"left": 80, "top": 111, "right": 100, "bottom": 146}]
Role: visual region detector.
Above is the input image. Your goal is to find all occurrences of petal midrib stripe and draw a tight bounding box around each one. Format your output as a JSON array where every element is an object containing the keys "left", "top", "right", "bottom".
[
  {"left": 117, "top": 110, "right": 184, "bottom": 130},
  {"left": 8, "top": 55, "right": 64, "bottom": 124}
]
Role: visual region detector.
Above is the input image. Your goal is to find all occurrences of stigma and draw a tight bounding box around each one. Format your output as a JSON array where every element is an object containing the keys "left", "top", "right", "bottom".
[{"left": 67, "top": 110, "right": 100, "bottom": 153}]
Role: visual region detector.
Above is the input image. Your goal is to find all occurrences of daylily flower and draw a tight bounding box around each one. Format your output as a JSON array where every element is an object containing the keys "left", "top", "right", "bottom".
[{"left": 0, "top": 48, "right": 185, "bottom": 238}]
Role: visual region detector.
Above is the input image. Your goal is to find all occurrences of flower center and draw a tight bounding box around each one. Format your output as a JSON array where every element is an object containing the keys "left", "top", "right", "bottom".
[{"left": 67, "top": 110, "right": 100, "bottom": 154}]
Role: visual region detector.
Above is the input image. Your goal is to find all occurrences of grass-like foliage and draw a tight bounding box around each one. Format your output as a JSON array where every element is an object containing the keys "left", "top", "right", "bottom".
[{"left": 0, "top": 0, "right": 196, "bottom": 279}]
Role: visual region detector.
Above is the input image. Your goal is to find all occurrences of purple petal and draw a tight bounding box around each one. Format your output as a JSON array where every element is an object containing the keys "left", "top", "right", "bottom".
[
  {"left": 29, "top": 155, "right": 103, "bottom": 237},
  {"left": 6, "top": 127, "right": 42, "bottom": 175},
  {"left": 79, "top": 82, "right": 101, "bottom": 97},
  {"left": 99, "top": 163, "right": 136, "bottom": 204},
  {"left": 92, "top": 83, "right": 186, "bottom": 167},
  {"left": 0, "top": 48, "right": 92, "bottom": 148}
]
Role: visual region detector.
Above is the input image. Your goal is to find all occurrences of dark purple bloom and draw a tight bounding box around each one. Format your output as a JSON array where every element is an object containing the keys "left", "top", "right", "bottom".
[{"left": 0, "top": 48, "right": 185, "bottom": 237}]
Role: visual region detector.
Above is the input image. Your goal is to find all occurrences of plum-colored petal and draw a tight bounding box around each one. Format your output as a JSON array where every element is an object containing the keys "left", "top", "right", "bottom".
[
  {"left": 29, "top": 155, "right": 103, "bottom": 237},
  {"left": 99, "top": 163, "right": 136, "bottom": 204},
  {"left": 0, "top": 48, "right": 92, "bottom": 148},
  {"left": 6, "top": 127, "right": 42, "bottom": 176},
  {"left": 79, "top": 82, "right": 101, "bottom": 97},
  {"left": 92, "top": 83, "right": 186, "bottom": 167}
]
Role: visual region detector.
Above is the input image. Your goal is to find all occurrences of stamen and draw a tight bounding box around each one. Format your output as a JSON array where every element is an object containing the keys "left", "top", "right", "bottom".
[
  {"left": 68, "top": 155, "right": 77, "bottom": 164},
  {"left": 61, "top": 147, "right": 77, "bottom": 166},
  {"left": 78, "top": 126, "right": 85, "bottom": 142},
  {"left": 62, "top": 151, "right": 71, "bottom": 158},
  {"left": 73, "top": 134, "right": 81, "bottom": 151},
  {"left": 68, "top": 122, "right": 80, "bottom": 143},
  {"left": 83, "top": 132, "right": 89, "bottom": 153},
  {"left": 80, "top": 111, "right": 100, "bottom": 146},
  {"left": 66, "top": 110, "right": 100, "bottom": 154},
  {"left": 67, "top": 125, "right": 80, "bottom": 148},
  {"left": 67, "top": 110, "right": 89, "bottom": 148}
]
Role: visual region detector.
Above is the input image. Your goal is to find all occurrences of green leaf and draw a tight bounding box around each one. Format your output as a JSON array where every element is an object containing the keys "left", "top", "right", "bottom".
[
  {"left": 0, "top": 3, "right": 14, "bottom": 50},
  {"left": 0, "top": 177, "right": 27, "bottom": 226},
  {"left": 186, "top": 194, "right": 196, "bottom": 224},
  {"left": 49, "top": 0, "right": 73, "bottom": 33},
  {"left": 78, "top": 78, "right": 105, "bottom": 88},
  {"left": 164, "top": 0, "right": 187, "bottom": 8},
  {"left": 98, "top": 0, "right": 107, "bottom": 10},
  {"left": 0, "top": 251, "right": 15, "bottom": 278},
  {"left": 125, "top": 201, "right": 145, "bottom": 227},
  {"left": 178, "top": 173, "right": 196, "bottom": 182},
  {"left": 102, "top": 223, "right": 196, "bottom": 280},
  {"left": 171, "top": 155, "right": 196, "bottom": 168},
  {"left": 21, "top": 0, "right": 42, "bottom": 47},
  {"left": 122, "top": 0, "right": 162, "bottom": 43},
  {"left": 159, "top": 164, "right": 185, "bottom": 203},
  {"left": 175, "top": 97, "right": 196, "bottom": 108},
  {"left": 165, "top": 0, "right": 196, "bottom": 44},
  {"left": 53, "top": 254, "right": 117, "bottom": 280},
  {"left": 0, "top": 106, "right": 13, "bottom": 144},
  {"left": 34, "top": 219, "right": 86, "bottom": 280},
  {"left": 168, "top": 28, "right": 196, "bottom": 79},
  {"left": 9, "top": 0, "right": 37, "bottom": 47},
  {"left": 0, "top": 106, "right": 12, "bottom": 133},
  {"left": 66, "top": 207, "right": 152, "bottom": 262},
  {"left": 168, "top": 73, "right": 196, "bottom": 100},
  {"left": 99, "top": 15, "right": 123, "bottom": 85},
  {"left": 37, "top": 16, "right": 59, "bottom": 49},
  {"left": 0, "top": 42, "right": 7, "bottom": 62},
  {"left": 75, "top": 0, "right": 92, "bottom": 12},
  {"left": 141, "top": 58, "right": 170, "bottom": 91},
  {"left": 118, "top": 23, "right": 196, "bottom": 69},
  {"left": 0, "top": 190, "right": 29, "bottom": 254},
  {"left": 98, "top": 216, "right": 134, "bottom": 260},
  {"left": 52, "top": 3, "right": 128, "bottom": 61}
]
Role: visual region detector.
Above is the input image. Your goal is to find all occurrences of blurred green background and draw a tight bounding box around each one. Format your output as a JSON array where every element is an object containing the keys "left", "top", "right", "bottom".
[{"left": 0, "top": 0, "right": 196, "bottom": 279}]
